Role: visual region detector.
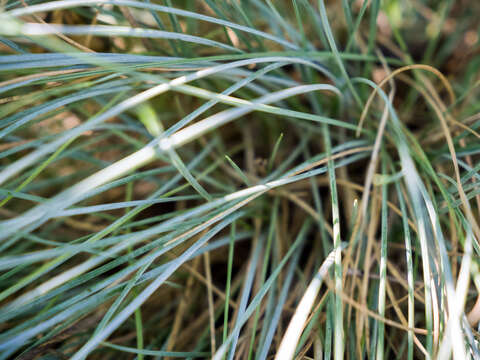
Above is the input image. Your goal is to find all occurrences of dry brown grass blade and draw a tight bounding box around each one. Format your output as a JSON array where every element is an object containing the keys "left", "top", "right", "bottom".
[
  {"left": 20, "top": 0, "right": 95, "bottom": 53},
  {"left": 356, "top": 63, "right": 455, "bottom": 137},
  {"left": 165, "top": 256, "right": 201, "bottom": 355},
  {"left": 203, "top": 250, "right": 216, "bottom": 354}
]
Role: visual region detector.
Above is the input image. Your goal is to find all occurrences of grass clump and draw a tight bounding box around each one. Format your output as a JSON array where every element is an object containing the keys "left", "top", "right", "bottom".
[{"left": 0, "top": 0, "right": 479, "bottom": 359}]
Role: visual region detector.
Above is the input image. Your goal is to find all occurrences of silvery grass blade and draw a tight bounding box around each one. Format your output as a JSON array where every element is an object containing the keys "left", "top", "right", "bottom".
[
  {"left": 1, "top": 0, "right": 299, "bottom": 50},
  {"left": 0, "top": 82, "right": 343, "bottom": 241}
]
